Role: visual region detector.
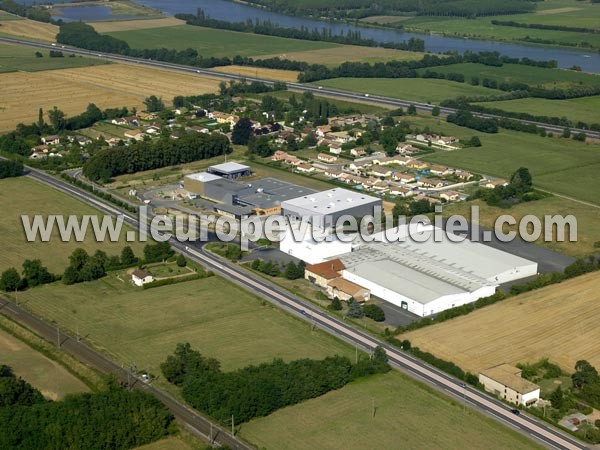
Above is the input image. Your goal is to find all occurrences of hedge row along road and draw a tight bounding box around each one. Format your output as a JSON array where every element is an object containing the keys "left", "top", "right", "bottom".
[
  {"left": 1, "top": 35, "right": 599, "bottom": 140},
  {"left": 2, "top": 161, "right": 587, "bottom": 450}
]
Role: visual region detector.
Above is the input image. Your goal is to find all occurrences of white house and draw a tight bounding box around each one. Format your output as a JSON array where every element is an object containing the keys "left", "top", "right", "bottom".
[
  {"left": 479, "top": 364, "right": 540, "bottom": 407},
  {"left": 131, "top": 269, "right": 154, "bottom": 287}
]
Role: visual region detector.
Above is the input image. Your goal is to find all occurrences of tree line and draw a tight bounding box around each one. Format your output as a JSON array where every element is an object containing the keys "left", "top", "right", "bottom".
[
  {"left": 82, "top": 131, "right": 232, "bottom": 182},
  {"left": 0, "top": 368, "right": 174, "bottom": 450},
  {"left": 0, "top": 159, "right": 24, "bottom": 179},
  {"left": 0, "top": 0, "right": 52, "bottom": 23},
  {"left": 177, "top": 9, "right": 425, "bottom": 52},
  {"left": 161, "top": 343, "right": 390, "bottom": 425},
  {"left": 491, "top": 19, "right": 599, "bottom": 34}
]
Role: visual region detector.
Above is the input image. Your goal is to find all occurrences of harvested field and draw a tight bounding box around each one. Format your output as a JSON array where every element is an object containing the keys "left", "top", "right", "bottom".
[
  {"left": 211, "top": 65, "right": 300, "bottom": 82},
  {"left": 0, "top": 63, "right": 220, "bottom": 131},
  {"left": 90, "top": 17, "right": 184, "bottom": 33},
  {"left": 360, "top": 15, "right": 412, "bottom": 24},
  {"left": 536, "top": 7, "right": 581, "bottom": 15},
  {"left": 402, "top": 272, "right": 600, "bottom": 373},
  {"left": 0, "top": 17, "right": 58, "bottom": 42},
  {"left": 256, "top": 45, "right": 423, "bottom": 67},
  {"left": 0, "top": 328, "right": 88, "bottom": 400}
]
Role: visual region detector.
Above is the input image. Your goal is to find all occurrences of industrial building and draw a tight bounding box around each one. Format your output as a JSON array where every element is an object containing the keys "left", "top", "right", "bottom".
[
  {"left": 184, "top": 172, "right": 316, "bottom": 216},
  {"left": 479, "top": 364, "right": 540, "bottom": 407},
  {"left": 207, "top": 162, "right": 252, "bottom": 179},
  {"left": 281, "top": 188, "right": 381, "bottom": 230}
]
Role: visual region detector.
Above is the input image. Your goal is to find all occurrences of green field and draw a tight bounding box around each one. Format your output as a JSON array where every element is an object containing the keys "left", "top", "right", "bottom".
[
  {"left": 313, "top": 78, "right": 502, "bottom": 104},
  {"left": 17, "top": 274, "right": 355, "bottom": 376},
  {"left": 401, "top": 0, "right": 600, "bottom": 49},
  {"left": 0, "top": 177, "right": 145, "bottom": 273},
  {"left": 0, "top": 42, "right": 108, "bottom": 73},
  {"left": 106, "top": 25, "right": 337, "bottom": 58},
  {"left": 416, "top": 63, "right": 600, "bottom": 90},
  {"left": 241, "top": 372, "right": 542, "bottom": 450},
  {"left": 476, "top": 95, "right": 600, "bottom": 125},
  {"left": 401, "top": 115, "right": 600, "bottom": 204},
  {"left": 0, "top": 11, "right": 21, "bottom": 20},
  {"left": 0, "top": 327, "right": 88, "bottom": 400}
]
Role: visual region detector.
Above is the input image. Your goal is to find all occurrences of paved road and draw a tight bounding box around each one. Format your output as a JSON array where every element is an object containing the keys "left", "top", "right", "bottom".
[
  {"left": 21, "top": 167, "right": 589, "bottom": 450},
  {"left": 1, "top": 36, "right": 598, "bottom": 140}
]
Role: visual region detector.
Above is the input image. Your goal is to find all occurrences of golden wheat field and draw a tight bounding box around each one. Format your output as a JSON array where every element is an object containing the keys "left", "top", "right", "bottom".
[
  {"left": 0, "top": 63, "right": 221, "bottom": 131},
  {"left": 210, "top": 65, "right": 300, "bottom": 82},
  {"left": 0, "top": 17, "right": 58, "bottom": 41},
  {"left": 256, "top": 45, "right": 423, "bottom": 67},
  {"left": 90, "top": 17, "right": 185, "bottom": 33},
  {"left": 402, "top": 273, "right": 600, "bottom": 373}
]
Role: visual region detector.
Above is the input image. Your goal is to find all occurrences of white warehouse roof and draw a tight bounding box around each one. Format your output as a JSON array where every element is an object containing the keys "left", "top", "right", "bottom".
[
  {"left": 185, "top": 172, "right": 221, "bottom": 182},
  {"left": 281, "top": 188, "right": 379, "bottom": 217},
  {"left": 209, "top": 162, "right": 251, "bottom": 173}
]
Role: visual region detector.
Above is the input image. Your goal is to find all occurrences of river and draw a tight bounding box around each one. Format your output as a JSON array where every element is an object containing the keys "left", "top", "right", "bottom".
[{"left": 19, "top": 0, "right": 600, "bottom": 72}]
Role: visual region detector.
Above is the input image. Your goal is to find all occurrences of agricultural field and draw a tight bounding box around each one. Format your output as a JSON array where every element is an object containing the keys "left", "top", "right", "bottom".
[
  {"left": 475, "top": 95, "right": 600, "bottom": 125},
  {"left": 312, "top": 77, "right": 502, "bottom": 104},
  {"left": 105, "top": 25, "right": 337, "bottom": 58},
  {"left": 400, "top": 0, "right": 600, "bottom": 48},
  {"left": 241, "top": 372, "right": 542, "bottom": 450},
  {"left": 0, "top": 328, "right": 88, "bottom": 400},
  {"left": 443, "top": 197, "right": 600, "bottom": 259},
  {"left": 0, "top": 42, "right": 108, "bottom": 73},
  {"left": 407, "top": 116, "right": 600, "bottom": 204},
  {"left": 0, "top": 177, "right": 146, "bottom": 273},
  {"left": 0, "top": 15, "right": 58, "bottom": 42},
  {"left": 402, "top": 272, "right": 600, "bottom": 373},
  {"left": 17, "top": 274, "right": 355, "bottom": 377},
  {"left": 256, "top": 45, "right": 424, "bottom": 67},
  {"left": 416, "top": 63, "right": 600, "bottom": 90},
  {"left": 134, "top": 436, "right": 202, "bottom": 450},
  {"left": 91, "top": 17, "right": 185, "bottom": 33},
  {"left": 50, "top": 0, "right": 163, "bottom": 21},
  {"left": 0, "top": 63, "right": 220, "bottom": 131},
  {"left": 210, "top": 65, "right": 300, "bottom": 82}
]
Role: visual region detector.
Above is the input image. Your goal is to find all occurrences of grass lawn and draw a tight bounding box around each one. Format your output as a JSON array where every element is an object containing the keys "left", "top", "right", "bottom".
[
  {"left": 475, "top": 95, "right": 600, "bottom": 125},
  {"left": 443, "top": 197, "right": 600, "bottom": 258},
  {"left": 240, "top": 372, "right": 543, "bottom": 450},
  {"left": 18, "top": 274, "right": 355, "bottom": 378},
  {"left": 538, "top": 376, "right": 573, "bottom": 397},
  {"left": 417, "top": 63, "right": 600, "bottom": 90},
  {"left": 144, "top": 262, "right": 194, "bottom": 278},
  {"left": 404, "top": 116, "right": 600, "bottom": 204},
  {"left": 0, "top": 42, "right": 107, "bottom": 73},
  {"left": 0, "top": 327, "right": 89, "bottom": 400},
  {"left": 134, "top": 436, "right": 205, "bottom": 450},
  {"left": 313, "top": 77, "right": 502, "bottom": 104},
  {"left": 0, "top": 177, "right": 146, "bottom": 273},
  {"left": 106, "top": 25, "right": 337, "bottom": 58}
]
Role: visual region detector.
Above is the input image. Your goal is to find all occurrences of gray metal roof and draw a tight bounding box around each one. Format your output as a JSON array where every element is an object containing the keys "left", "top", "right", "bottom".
[
  {"left": 209, "top": 162, "right": 251, "bottom": 174},
  {"left": 185, "top": 172, "right": 221, "bottom": 182}
]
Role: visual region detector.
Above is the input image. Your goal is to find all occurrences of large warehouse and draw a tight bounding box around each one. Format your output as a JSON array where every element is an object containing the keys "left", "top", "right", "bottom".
[
  {"left": 281, "top": 188, "right": 381, "bottom": 230},
  {"left": 337, "top": 225, "right": 538, "bottom": 317}
]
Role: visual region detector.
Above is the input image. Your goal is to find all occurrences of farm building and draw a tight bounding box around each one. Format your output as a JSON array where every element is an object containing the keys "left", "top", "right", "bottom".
[
  {"left": 131, "top": 269, "right": 154, "bottom": 287},
  {"left": 479, "top": 364, "right": 540, "bottom": 407},
  {"left": 304, "top": 259, "right": 345, "bottom": 288}
]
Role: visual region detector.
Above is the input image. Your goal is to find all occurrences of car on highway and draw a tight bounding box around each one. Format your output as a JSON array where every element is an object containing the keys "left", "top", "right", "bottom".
[
  {"left": 511, "top": 409, "right": 520, "bottom": 415},
  {"left": 365, "top": 94, "right": 370, "bottom": 97}
]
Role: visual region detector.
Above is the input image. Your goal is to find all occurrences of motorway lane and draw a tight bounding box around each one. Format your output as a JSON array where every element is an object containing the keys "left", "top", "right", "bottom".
[
  {"left": 22, "top": 168, "right": 589, "bottom": 450},
  {"left": 1, "top": 36, "right": 598, "bottom": 140}
]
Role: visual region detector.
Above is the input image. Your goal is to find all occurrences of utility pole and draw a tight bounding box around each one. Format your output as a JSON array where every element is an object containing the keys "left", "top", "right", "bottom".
[
  {"left": 231, "top": 414, "right": 235, "bottom": 436},
  {"left": 355, "top": 345, "right": 358, "bottom": 364},
  {"left": 371, "top": 398, "right": 375, "bottom": 419},
  {"left": 14, "top": 288, "right": 18, "bottom": 307},
  {"left": 210, "top": 422, "right": 213, "bottom": 444},
  {"left": 56, "top": 326, "right": 60, "bottom": 349}
]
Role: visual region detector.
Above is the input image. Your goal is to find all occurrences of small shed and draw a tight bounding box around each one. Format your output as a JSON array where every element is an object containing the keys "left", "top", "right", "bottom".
[{"left": 131, "top": 269, "right": 154, "bottom": 287}]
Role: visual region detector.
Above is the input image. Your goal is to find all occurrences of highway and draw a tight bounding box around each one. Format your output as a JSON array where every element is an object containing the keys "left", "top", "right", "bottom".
[
  {"left": 18, "top": 167, "right": 589, "bottom": 450},
  {"left": 1, "top": 35, "right": 599, "bottom": 140}
]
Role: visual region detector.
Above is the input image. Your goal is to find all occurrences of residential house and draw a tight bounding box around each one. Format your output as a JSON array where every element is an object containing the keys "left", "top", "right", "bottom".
[
  {"left": 305, "top": 259, "right": 345, "bottom": 288},
  {"left": 329, "top": 145, "right": 343, "bottom": 155},
  {"left": 315, "top": 125, "right": 332, "bottom": 138},
  {"left": 418, "top": 177, "right": 446, "bottom": 189},
  {"left": 392, "top": 172, "right": 416, "bottom": 184},
  {"left": 455, "top": 170, "right": 474, "bottom": 181},
  {"left": 396, "top": 143, "right": 419, "bottom": 155},
  {"left": 373, "top": 155, "right": 412, "bottom": 166},
  {"left": 296, "top": 163, "right": 315, "bottom": 174},
  {"left": 326, "top": 131, "right": 354, "bottom": 144},
  {"left": 440, "top": 190, "right": 461, "bottom": 202},
  {"left": 370, "top": 166, "right": 393, "bottom": 178},
  {"left": 145, "top": 125, "right": 161, "bottom": 134},
  {"left": 407, "top": 160, "right": 429, "bottom": 170},
  {"left": 131, "top": 269, "right": 154, "bottom": 287},
  {"left": 190, "top": 125, "right": 209, "bottom": 134},
  {"left": 429, "top": 165, "right": 452, "bottom": 176},
  {"left": 124, "top": 130, "right": 144, "bottom": 141},
  {"left": 272, "top": 150, "right": 289, "bottom": 161},
  {"left": 112, "top": 116, "right": 140, "bottom": 127},
  {"left": 348, "top": 160, "right": 372, "bottom": 173},
  {"left": 324, "top": 168, "right": 342, "bottom": 179},
  {"left": 413, "top": 194, "right": 442, "bottom": 205},
  {"left": 41, "top": 135, "right": 60, "bottom": 145},
  {"left": 389, "top": 184, "right": 414, "bottom": 197},
  {"left": 326, "top": 278, "right": 370, "bottom": 302},
  {"left": 31, "top": 144, "right": 49, "bottom": 153},
  {"left": 350, "top": 148, "right": 367, "bottom": 157},
  {"left": 483, "top": 179, "right": 508, "bottom": 189},
  {"left": 479, "top": 364, "right": 540, "bottom": 407},
  {"left": 317, "top": 153, "right": 337, "bottom": 163}
]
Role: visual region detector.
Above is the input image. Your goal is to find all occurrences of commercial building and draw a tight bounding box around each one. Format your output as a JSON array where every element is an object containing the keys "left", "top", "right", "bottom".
[
  {"left": 207, "top": 162, "right": 252, "bottom": 179},
  {"left": 479, "top": 364, "right": 540, "bottom": 407},
  {"left": 281, "top": 188, "right": 381, "bottom": 230},
  {"left": 304, "top": 259, "right": 345, "bottom": 288}
]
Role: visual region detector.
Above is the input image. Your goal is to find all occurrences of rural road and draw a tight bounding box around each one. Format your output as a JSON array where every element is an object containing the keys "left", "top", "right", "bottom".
[
  {"left": 1, "top": 35, "right": 599, "bottom": 141},
  {"left": 15, "top": 166, "right": 589, "bottom": 450}
]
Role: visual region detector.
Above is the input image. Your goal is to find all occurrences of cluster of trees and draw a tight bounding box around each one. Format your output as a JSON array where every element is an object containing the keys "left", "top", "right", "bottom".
[
  {"left": 0, "top": 369, "right": 174, "bottom": 450},
  {"left": 219, "top": 80, "right": 287, "bottom": 97},
  {"left": 0, "top": 0, "right": 52, "bottom": 22},
  {"left": 238, "top": 0, "right": 535, "bottom": 19},
  {"left": 491, "top": 20, "right": 598, "bottom": 35},
  {"left": 177, "top": 10, "right": 425, "bottom": 51},
  {"left": 517, "top": 358, "right": 563, "bottom": 382},
  {"left": 571, "top": 360, "right": 600, "bottom": 410},
  {"left": 143, "top": 242, "right": 175, "bottom": 263},
  {"left": 473, "top": 167, "right": 539, "bottom": 207},
  {"left": 206, "top": 243, "right": 244, "bottom": 261},
  {"left": 250, "top": 258, "right": 306, "bottom": 280},
  {"left": 161, "top": 343, "right": 390, "bottom": 424},
  {"left": 447, "top": 110, "right": 499, "bottom": 133},
  {"left": 82, "top": 131, "right": 231, "bottom": 182},
  {"left": 0, "top": 160, "right": 23, "bottom": 179},
  {"left": 0, "top": 260, "right": 56, "bottom": 293}
]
